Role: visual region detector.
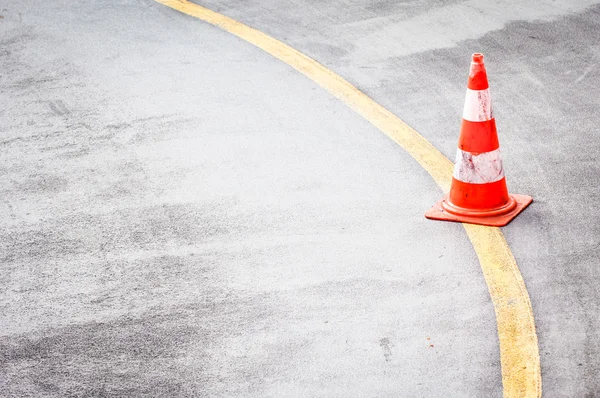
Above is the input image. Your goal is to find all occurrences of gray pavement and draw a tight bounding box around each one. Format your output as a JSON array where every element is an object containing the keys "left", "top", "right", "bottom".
[
  {"left": 194, "top": 0, "right": 600, "bottom": 395},
  {"left": 1, "top": 1, "right": 498, "bottom": 397},
  {"left": 1, "top": 0, "right": 599, "bottom": 397}
]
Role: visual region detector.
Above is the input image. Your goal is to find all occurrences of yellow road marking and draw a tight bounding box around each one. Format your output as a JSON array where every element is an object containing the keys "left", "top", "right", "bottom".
[{"left": 154, "top": 1, "right": 542, "bottom": 395}]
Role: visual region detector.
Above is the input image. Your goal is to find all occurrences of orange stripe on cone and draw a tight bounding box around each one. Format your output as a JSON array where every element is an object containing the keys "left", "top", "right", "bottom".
[
  {"left": 467, "top": 53, "right": 489, "bottom": 90},
  {"left": 449, "top": 178, "right": 510, "bottom": 211},
  {"left": 458, "top": 119, "right": 499, "bottom": 153},
  {"left": 425, "top": 53, "right": 532, "bottom": 227}
]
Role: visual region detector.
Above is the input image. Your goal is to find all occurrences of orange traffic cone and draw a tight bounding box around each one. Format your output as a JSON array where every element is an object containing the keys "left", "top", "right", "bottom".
[{"left": 425, "top": 53, "right": 532, "bottom": 227}]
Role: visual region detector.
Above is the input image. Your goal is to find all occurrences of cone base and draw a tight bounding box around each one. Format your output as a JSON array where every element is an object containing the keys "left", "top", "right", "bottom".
[{"left": 425, "top": 194, "right": 533, "bottom": 227}]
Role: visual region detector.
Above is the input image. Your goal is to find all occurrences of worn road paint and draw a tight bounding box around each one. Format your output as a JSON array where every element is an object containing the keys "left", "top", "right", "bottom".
[{"left": 154, "top": 0, "right": 542, "bottom": 396}]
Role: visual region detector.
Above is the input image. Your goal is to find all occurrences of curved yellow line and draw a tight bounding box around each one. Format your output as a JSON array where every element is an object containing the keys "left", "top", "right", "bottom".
[{"left": 155, "top": 0, "right": 542, "bottom": 395}]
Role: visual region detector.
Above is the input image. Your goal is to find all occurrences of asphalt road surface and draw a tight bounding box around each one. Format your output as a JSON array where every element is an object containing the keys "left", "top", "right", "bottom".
[{"left": 1, "top": 0, "right": 599, "bottom": 397}]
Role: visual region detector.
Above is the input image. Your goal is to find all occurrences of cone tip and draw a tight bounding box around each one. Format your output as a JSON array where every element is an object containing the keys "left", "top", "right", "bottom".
[{"left": 472, "top": 53, "right": 484, "bottom": 64}]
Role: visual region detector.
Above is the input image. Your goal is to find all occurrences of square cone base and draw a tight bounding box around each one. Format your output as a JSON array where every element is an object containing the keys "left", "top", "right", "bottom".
[{"left": 424, "top": 194, "right": 533, "bottom": 227}]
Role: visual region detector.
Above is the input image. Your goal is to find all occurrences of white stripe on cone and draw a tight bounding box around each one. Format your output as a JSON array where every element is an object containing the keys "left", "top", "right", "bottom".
[
  {"left": 453, "top": 148, "right": 504, "bottom": 184},
  {"left": 463, "top": 88, "right": 493, "bottom": 122}
]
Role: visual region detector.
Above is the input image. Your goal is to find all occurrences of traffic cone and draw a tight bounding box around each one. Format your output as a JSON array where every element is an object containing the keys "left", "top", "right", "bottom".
[{"left": 425, "top": 53, "right": 532, "bottom": 227}]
